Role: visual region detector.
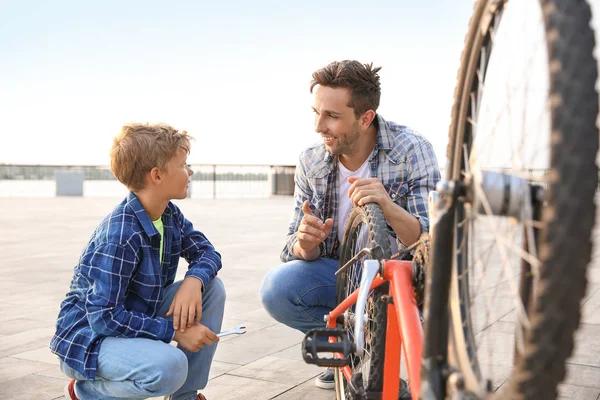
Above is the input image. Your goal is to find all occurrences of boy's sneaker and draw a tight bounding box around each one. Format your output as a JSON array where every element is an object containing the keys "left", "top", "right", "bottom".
[
  {"left": 315, "top": 367, "right": 335, "bottom": 389},
  {"left": 64, "top": 379, "right": 79, "bottom": 400}
]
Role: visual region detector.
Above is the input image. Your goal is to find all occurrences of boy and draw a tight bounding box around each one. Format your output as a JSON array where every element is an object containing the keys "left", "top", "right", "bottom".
[{"left": 50, "top": 123, "right": 225, "bottom": 400}]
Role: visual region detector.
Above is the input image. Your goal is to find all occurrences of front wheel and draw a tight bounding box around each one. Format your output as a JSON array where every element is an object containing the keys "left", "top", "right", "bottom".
[{"left": 428, "top": 0, "right": 599, "bottom": 398}]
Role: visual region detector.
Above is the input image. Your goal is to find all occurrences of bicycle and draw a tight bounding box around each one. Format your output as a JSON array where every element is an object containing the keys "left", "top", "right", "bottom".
[
  {"left": 302, "top": 0, "right": 599, "bottom": 399},
  {"left": 303, "top": 203, "right": 427, "bottom": 400}
]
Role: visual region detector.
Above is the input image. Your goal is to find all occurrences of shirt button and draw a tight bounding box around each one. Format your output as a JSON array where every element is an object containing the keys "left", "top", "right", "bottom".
[{"left": 391, "top": 193, "right": 397, "bottom": 199}]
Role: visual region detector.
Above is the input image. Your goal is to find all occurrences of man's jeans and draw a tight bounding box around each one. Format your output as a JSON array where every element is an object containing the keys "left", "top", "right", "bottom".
[
  {"left": 259, "top": 258, "right": 338, "bottom": 334},
  {"left": 60, "top": 278, "right": 226, "bottom": 400}
]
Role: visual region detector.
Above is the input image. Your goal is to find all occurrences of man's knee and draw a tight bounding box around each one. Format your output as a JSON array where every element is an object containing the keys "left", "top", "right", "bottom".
[
  {"left": 143, "top": 347, "right": 188, "bottom": 395},
  {"left": 259, "top": 267, "right": 278, "bottom": 310},
  {"left": 260, "top": 265, "right": 293, "bottom": 318}
]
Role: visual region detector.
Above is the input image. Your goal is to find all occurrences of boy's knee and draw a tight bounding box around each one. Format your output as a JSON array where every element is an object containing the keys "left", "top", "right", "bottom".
[
  {"left": 147, "top": 349, "right": 188, "bottom": 395},
  {"left": 208, "top": 276, "right": 226, "bottom": 306}
]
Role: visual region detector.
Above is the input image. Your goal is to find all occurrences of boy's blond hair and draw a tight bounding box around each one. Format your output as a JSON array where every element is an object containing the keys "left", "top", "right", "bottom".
[{"left": 110, "top": 123, "right": 191, "bottom": 191}]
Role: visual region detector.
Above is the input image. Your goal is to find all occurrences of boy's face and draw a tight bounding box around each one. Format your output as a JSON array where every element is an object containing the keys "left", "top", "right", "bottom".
[
  {"left": 162, "top": 147, "right": 193, "bottom": 200},
  {"left": 312, "top": 85, "right": 361, "bottom": 157}
]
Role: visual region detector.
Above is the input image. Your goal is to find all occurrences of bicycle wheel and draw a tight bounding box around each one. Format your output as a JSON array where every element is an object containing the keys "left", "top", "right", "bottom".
[
  {"left": 335, "top": 203, "right": 392, "bottom": 399},
  {"left": 435, "top": 0, "right": 599, "bottom": 399}
]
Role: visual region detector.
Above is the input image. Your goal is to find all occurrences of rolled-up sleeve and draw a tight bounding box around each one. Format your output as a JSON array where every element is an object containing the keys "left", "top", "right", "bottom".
[
  {"left": 280, "top": 156, "right": 319, "bottom": 262},
  {"left": 405, "top": 140, "right": 441, "bottom": 234},
  {"left": 177, "top": 213, "right": 222, "bottom": 288}
]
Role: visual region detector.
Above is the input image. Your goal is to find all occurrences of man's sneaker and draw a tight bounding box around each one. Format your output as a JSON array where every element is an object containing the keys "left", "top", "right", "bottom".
[
  {"left": 315, "top": 367, "right": 335, "bottom": 390},
  {"left": 64, "top": 379, "right": 79, "bottom": 400}
]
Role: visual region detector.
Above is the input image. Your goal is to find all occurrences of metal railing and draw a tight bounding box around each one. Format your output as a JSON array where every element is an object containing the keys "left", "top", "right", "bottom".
[{"left": 0, "top": 164, "right": 296, "bottom": 198}]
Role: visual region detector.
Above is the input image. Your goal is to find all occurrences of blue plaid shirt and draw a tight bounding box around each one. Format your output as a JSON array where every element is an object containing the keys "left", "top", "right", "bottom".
[
  {"left": 281, "top": 114, "right": 441, "bottom": 262},
  {"left": 50, "top": 192, "right": 222, "bottom": 379}
]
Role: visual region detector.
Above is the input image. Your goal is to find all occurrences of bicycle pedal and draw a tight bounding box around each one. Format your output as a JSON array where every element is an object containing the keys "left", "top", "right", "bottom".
[{"left": 302, "top": 328, "right": 354, "bottom": 367}]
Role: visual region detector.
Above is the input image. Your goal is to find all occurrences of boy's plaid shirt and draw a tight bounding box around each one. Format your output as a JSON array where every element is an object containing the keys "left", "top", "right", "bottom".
[
  {"left": 281, "top": 115, "right": 441, "bottom": 262},
  {"left": 50, "top": 192, "right": 221, "bottom": 379}
]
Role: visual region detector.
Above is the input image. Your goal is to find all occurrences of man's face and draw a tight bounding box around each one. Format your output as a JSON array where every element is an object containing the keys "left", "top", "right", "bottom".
[{"left": 312, "top": 85, "right": 361, "bottom": 157}]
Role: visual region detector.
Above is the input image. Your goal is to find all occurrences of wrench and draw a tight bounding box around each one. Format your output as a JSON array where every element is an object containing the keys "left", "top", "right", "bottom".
[{"left": 217, "top": 324, "right": 246, "bottom": 338}]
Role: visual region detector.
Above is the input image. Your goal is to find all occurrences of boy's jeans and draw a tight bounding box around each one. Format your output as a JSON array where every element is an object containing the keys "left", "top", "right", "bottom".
[
  {"left": 60, "top": 277, "right": 226, "bottom": 400},
  {"left": 259, "top": 258, "right": 338, "bottom": 334}
]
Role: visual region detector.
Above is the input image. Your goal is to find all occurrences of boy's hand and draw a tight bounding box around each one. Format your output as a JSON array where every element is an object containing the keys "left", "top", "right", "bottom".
[
  {"left": 173, "top": 323, "right": 219, "bottom": 352},
  {"left": 167, "top": 277, "right": 204, "bottom": 332},
  {"left": 294, "top": 200, "right": 333, "bottom": 260}
]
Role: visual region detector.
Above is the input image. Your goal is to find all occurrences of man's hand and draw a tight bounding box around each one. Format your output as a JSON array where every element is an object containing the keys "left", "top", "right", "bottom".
[
  {"left": 347, "top": 177, "right": 395, "bottom": 213},
  {"left": 167, "top": 277, "right": 204, "bottom": 332},
  {"left": 173, "top": 323, "right": 218, "bottom": 352},
  {"left": 294, "top": 200, "right": 333, "bottom": 260},
  {"left": 348, "top": 176, "right": 421, "bottom": 246}
]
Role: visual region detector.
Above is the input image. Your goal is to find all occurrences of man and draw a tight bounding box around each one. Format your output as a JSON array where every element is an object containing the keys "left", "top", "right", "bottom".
[{"left": 260, "top": 60, "right": 440, "bottom": 389}]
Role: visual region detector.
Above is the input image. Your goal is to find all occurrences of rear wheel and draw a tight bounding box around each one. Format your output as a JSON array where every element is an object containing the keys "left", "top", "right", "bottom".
[{"left": 335, "top": 204, "right": 391, "bottom": 399}]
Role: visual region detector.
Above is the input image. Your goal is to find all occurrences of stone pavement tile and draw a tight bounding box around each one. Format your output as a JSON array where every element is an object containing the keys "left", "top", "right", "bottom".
[
  {"left": 232, "top": 307, "right": 278, "bottom": 325},
  {"left": 478, "top": 364, "right": 512, "bottom": 390},
  {"left": 11, "top": 346, "right": 59, "bottom": 365},
  {"left": 223, "top": 280, "right": 264, "bottom": 302},
  {"left": 500, "top": 282, "right": 600, "bottom": 325},
  {"left": 218, "top": 317, "right": 276, "bottom": 343},
  {"left": 582, "top": 289, "right": 600, "bottom": 324},
  {"left": 469, "top": 296, "right": 516, "bottom": 333},
  {"left": 270, "top": 377, "right": 334, "bottom": 400},
  {"left": 0, "top": 373, "right": 65, "bottom": 400},
  {"left": 0, "top": 318, "right": 54, "bottom": 336},
  {"left": 213, "top": 324, "right": 304, "bottom": 365},
  {"left": 584, "top": 282, "right": 600, "bottom": 304},
  {"left": 226, "top": 355, "right": 321, "bottom": 385},
  {"left": 588, "top": 267, "right": 600, "bottom": 284},
  {"left": 199, "top": 374, "right": 291, "bottom": 400},
  {"left": 564, "top": 362, "right": 600, "bottom": 389},
  {"left": 570, "top": 323, "right": 600, "bottom": 367},
  {"left": 475, "top": 322, "right": 516, "bottom": 367},
  {"left": 0, "top": 303, "right": 60, "bottom": 325},
  {"left": 272, "top": 343, "right": 304, "bottom": 361},
  {"left": 557, "top": 383, "right": 600, "bottom": 400},
  {"left": 499, "top": 309, "right": 516, "bottom": 323},
  {"left": 0, "top": 357, "right": 54, "bottom": 384},
  {"left": 209, "top": 360, "right": 241, "bottom": 380},
  {"left": 0, "top": 327, "right": 54, "bottom": 358},
  {"left": 224, "top": 300, "right": 263, "bottom": 320},
  {"left": 0, "top": 303, "right": 14, "bottom": 313},
  {"left": 34, "top": 365, "right": 66, "bottom": 380}
]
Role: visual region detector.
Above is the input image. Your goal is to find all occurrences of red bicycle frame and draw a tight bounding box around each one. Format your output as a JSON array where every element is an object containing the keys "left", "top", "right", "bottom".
[{"left": 326, "top": 260, "right": 423, "bottom": 400}]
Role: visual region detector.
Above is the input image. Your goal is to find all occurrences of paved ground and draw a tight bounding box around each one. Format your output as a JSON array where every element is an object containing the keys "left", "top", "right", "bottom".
[{"left": 0, "top": 196, "right": 598, "bottom": 400}]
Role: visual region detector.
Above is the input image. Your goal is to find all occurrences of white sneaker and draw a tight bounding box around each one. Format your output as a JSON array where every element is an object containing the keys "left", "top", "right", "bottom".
[{"left": 315, "top": 367, "right": 335, "bottom": 390}]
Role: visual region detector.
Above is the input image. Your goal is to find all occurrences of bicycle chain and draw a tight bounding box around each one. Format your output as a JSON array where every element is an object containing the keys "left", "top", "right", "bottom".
[{"left": 412, "top": 233, "right": 430, "bottom": 309}]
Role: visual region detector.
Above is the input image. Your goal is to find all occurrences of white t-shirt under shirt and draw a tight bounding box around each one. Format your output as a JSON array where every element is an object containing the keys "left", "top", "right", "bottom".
[
  {"left": 337, "top": 159, "right": 370, "bottom": 243},
  {"left": 337, "top": 159, "right": 400, "bottom": 256}
]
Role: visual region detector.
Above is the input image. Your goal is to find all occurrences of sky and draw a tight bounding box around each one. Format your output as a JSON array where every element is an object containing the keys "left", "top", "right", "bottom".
[{"left": 0, "top": 1, "right": 509, "bottom": 167}]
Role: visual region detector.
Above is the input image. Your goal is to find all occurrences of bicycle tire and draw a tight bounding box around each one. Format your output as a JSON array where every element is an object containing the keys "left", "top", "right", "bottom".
[
  {"left": 335, "top": 203, "right": 392, "bottom": 399},
  {"left": 438, "top": 0, "right": 599, "bottom": 399}
]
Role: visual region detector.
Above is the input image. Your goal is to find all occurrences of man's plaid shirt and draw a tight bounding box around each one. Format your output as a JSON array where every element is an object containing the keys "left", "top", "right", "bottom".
[{"left": 281, "top": 114, "right": 441, "bottom": 262}]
